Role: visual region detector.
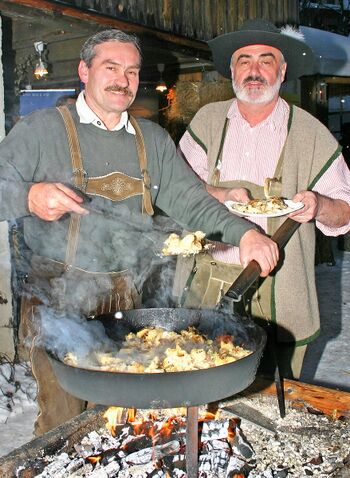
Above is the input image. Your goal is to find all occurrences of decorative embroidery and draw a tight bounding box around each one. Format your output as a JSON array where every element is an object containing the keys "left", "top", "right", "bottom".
[{"left": 100, "top": 177, "right": 133, "bottom": 195}]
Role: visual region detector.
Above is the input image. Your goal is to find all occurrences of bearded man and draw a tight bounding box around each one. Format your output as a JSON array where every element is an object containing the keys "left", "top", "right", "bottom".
[{"left": 177, "top": 19, "right": 350, "bottom": 379}]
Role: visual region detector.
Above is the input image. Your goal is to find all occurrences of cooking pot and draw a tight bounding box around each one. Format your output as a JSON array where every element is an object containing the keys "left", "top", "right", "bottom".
[{"left": 47, "top": 307, "right": 266, "bottom": 408}]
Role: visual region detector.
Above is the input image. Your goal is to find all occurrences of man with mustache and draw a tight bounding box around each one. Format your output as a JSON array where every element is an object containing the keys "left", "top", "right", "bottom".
[
  {"left": 0, "top": 29, "right": 279, "bottom": 434},
  {"left": 177, "top": 19, "right": 350, "bottom": 380}
]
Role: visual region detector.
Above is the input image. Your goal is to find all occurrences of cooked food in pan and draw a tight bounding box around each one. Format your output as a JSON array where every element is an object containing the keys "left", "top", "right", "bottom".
[
  {"left": 233, "top": 196, "right": 288, "bottom": 215},
  {"left": 64, "top": 326, "right": 252, "bottom": 373},
  {"left": 161, "top": 231, "right": 212, "bottom": 257}
]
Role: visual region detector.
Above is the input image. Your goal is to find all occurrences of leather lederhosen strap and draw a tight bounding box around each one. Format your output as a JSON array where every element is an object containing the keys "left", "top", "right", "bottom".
[
  {"left": 57, "top": 105, "right": 85, "bottom": 269},
  {"left": 20, "top": 106, "right": 151, "bottom": 324},
  {"left": 128, "top": 115, "right": 154, "bottom": 216},
  {"left": 20, "top": 106, "right": 148, "bottom": 318},
  {"left": 57, "top": 105, "right": 154, "bottom": 269}
]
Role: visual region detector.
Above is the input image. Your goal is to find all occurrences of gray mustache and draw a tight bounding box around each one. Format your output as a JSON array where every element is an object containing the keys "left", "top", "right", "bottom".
[
  {"left": 243, "top": 76, "right": 268, "bottom": 85},
  {"left": 105, "top": 85, "right": 133, "bottom": 96}
]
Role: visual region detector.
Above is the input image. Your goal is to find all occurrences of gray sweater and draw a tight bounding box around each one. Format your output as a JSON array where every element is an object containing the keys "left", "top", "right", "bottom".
[{"left": 0, "top": 106, "right": 255, "bottom": 272}]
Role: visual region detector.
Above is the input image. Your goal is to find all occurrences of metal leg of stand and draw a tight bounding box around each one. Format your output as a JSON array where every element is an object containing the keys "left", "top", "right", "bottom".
[
  {"left": 266, "top": 324, "right": 286, "bottom": 418},
  {"left": 186, "top": 406, "right": 199, "bottom": 478}
]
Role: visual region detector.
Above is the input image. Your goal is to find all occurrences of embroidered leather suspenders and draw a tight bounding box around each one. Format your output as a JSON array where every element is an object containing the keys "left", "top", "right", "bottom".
[{"left": 57, "top": 105, "right": 154, "bottom": 269}]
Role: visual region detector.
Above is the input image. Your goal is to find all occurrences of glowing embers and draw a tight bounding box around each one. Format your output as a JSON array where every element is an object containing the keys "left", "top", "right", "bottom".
[{"left": 36, "top": 407, "right": 255, "bottom": 477}]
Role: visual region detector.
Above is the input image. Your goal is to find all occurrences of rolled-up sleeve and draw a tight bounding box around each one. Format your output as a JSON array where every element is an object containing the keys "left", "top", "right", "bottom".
[{"left": 313, "top": 154, "right": 350, "bottom": 236}]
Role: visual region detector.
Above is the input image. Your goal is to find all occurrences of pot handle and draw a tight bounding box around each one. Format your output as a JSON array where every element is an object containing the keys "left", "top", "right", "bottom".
[
  {"left": 220, "top": 218, "right": 301, "bottom": 304},
  {"left": 223, "top": 260, "right": 261, "bottom": 303}
]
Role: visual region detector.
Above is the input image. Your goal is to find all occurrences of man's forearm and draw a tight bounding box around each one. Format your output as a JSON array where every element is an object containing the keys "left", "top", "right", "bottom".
[
  {"left": 316, "top": 195, "right": 350, "bottom": 228},
  {"left": 0, "top": 179, "right": 33, "bottom": 220},
  {"left": 205, "top": 184, "right": 227, "bottom": 203},
  {"left": 205, "top": 184, "right": 250, "bottom": 204}
]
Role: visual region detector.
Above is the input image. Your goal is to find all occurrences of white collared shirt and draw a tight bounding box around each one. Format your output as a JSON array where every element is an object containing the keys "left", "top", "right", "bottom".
[{"left": 75, "top": 91, "right": 135, "bottom": 134}]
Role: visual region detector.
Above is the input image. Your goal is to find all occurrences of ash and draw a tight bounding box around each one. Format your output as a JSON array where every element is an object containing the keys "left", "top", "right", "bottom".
[
  {"left": 29, "top": 396, "right": 350, "bottom": 478},
  {"left": 220, "top": 394, "right": 350, "bottom": 477}
]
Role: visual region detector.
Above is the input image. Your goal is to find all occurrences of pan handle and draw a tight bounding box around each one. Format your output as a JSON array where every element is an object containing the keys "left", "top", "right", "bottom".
[
  {"left": 270, "top": 217, "right": 301, "bottom": 250},
  {"left": 220, "top": 218, "right": 301, "bottom": 304},
  {"left": 224, "top": 260, "right": 261, "bottom": 302}
]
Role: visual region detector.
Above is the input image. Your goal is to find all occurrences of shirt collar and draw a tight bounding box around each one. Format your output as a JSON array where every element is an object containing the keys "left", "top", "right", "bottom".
[
  {"left": 76, "top": 91, "right": 136, "bottom": 134},
  {"left": 227, "top": 97, "right": 288, "bottom": 129}
]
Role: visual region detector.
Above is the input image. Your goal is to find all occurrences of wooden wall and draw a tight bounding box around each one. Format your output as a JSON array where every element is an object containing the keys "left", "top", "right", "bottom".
[
  {"left": 53, "top": 0, "right": 300, "bottom": 40},
  {"left": 0, "top": 0, "right": 300, "bottom": 125},
  {"left": 0, "top": 0, "right": 300, "bottom": 95}
]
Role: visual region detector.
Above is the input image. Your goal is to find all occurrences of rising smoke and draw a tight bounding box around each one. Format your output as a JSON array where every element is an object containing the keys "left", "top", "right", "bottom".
[
  {"left": 18, "top": 199, "right": 181, "bottom": 360},
  {"left": 20, "top": 199, "right": 180, "bottom": 315},
  {"left": 37, "top": 307, "right": 115, "bottom": 362}
]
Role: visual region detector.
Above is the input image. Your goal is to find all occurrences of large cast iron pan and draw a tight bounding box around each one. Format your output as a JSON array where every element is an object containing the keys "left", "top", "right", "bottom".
[{"left": 47, "top": 308, "right": 266, "bottom": 409}]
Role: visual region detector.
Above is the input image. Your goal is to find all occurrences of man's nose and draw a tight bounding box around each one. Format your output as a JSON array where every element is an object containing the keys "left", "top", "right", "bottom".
[
  {"left": 249, "top": 61, "right": 261, "bottom": 76},
  {"left": 115, "top": 70, "right": 129, "bottom": 86}
]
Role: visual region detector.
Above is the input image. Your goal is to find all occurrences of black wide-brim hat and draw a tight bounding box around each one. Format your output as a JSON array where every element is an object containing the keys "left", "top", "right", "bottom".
[{"left": 208, "top": 19, "right": 315, "bottom": 81}]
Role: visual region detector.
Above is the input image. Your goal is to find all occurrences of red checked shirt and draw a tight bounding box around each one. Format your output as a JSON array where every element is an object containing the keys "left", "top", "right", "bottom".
[{"left": 179, "top": 98, "right": 350, "bottom": 264}]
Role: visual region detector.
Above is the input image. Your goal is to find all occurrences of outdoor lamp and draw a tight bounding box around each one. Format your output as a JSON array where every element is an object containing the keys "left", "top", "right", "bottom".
[
  {"left": 155, "top": 63, "right": 167, "bottom": 93},
  {"left": 34, "top": 41, "right": 48, "bottom": 79}
]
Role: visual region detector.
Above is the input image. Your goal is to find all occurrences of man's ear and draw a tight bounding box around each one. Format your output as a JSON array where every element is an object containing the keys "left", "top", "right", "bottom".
[
  {"left": 78, "top": 60, "right": 89, "bottom": 83},
  {"left": 230, "top": 54, "right": 235, "bottom": 78},
  {"left": 281, "top": 62, "right": 287, "bottom": 82}
]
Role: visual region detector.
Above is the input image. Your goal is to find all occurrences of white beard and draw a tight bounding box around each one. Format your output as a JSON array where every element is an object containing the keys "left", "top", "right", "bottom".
[{"left": 232, "top": 74, "right": 283, "bottom": 105}]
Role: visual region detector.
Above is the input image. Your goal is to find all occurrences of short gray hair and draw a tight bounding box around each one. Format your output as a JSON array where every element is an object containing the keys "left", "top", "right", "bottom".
[{"left": 80, "top": 29, "right": 142, "bottom": 67}]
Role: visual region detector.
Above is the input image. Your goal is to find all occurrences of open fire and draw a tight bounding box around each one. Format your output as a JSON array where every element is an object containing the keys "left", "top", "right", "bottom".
[
  {"left": 32, "top": 407, "right": 254, "bottom": 477},
  {"left": 2, "top": 390, "right": 350, "bottom": 478}
]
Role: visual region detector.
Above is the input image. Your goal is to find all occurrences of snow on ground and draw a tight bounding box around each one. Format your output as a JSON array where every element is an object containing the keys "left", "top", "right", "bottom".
[
  {"left": 301, "top": 244, "right": 350, "bottom": 391},
  {"left": 0, "top": 358, "right": 38, "bottom": 457},
  {"left": 0, "top": 242, "right": 349, "bottom": 459}
]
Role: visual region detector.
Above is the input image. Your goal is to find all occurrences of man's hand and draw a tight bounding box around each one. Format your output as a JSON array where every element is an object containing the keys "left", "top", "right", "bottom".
[
  {"left": 239, "top": 229, "right": 279, "bottom": 277},
  {"left": 289, "top": 191, "right": 350, "bottom": 227},
  {"left": 206, "top": 185, "right": 250, "bottom": 204},
  {"left": 28, "top": 182, "right": 89, "bottom": 221},
  {"left": 287, "top": 190, "right": 317, "bottom": 223}
]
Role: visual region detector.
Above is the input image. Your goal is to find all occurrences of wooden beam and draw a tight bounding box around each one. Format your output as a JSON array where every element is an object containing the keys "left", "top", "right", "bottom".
[
  {"left": 323, "top": 76, "right": 350, "bottom": 84},
  {"left": 0, "top": 0, "right": 210, "bottom": 55},
  {"left": 247, "top": 377, "right": 350, "bottom": 419}
]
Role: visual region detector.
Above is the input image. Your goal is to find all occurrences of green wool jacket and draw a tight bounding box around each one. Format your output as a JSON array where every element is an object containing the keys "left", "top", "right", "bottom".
[
  {"left": 0, "top": 105, "right": 256, "bottom": 274},
  {"left": 187, "top": 100, "right": 341, "bottom": 344}
]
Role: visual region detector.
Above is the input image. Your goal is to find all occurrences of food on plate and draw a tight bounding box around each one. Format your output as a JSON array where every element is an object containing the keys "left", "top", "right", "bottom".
[
  {"left": 161, "top": 231, "right": 212, "bottom": 257},
  {"left": 233, "top": 196, "right": 288, "bottom": 215},
  {"left": 64, "top": 327, "right": 252, "bottom": 373}
]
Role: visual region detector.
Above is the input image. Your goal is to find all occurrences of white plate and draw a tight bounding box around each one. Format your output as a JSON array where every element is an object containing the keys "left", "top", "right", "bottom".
[{"left": 225, "top": 199, "right": 304, "bottom": 218}]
